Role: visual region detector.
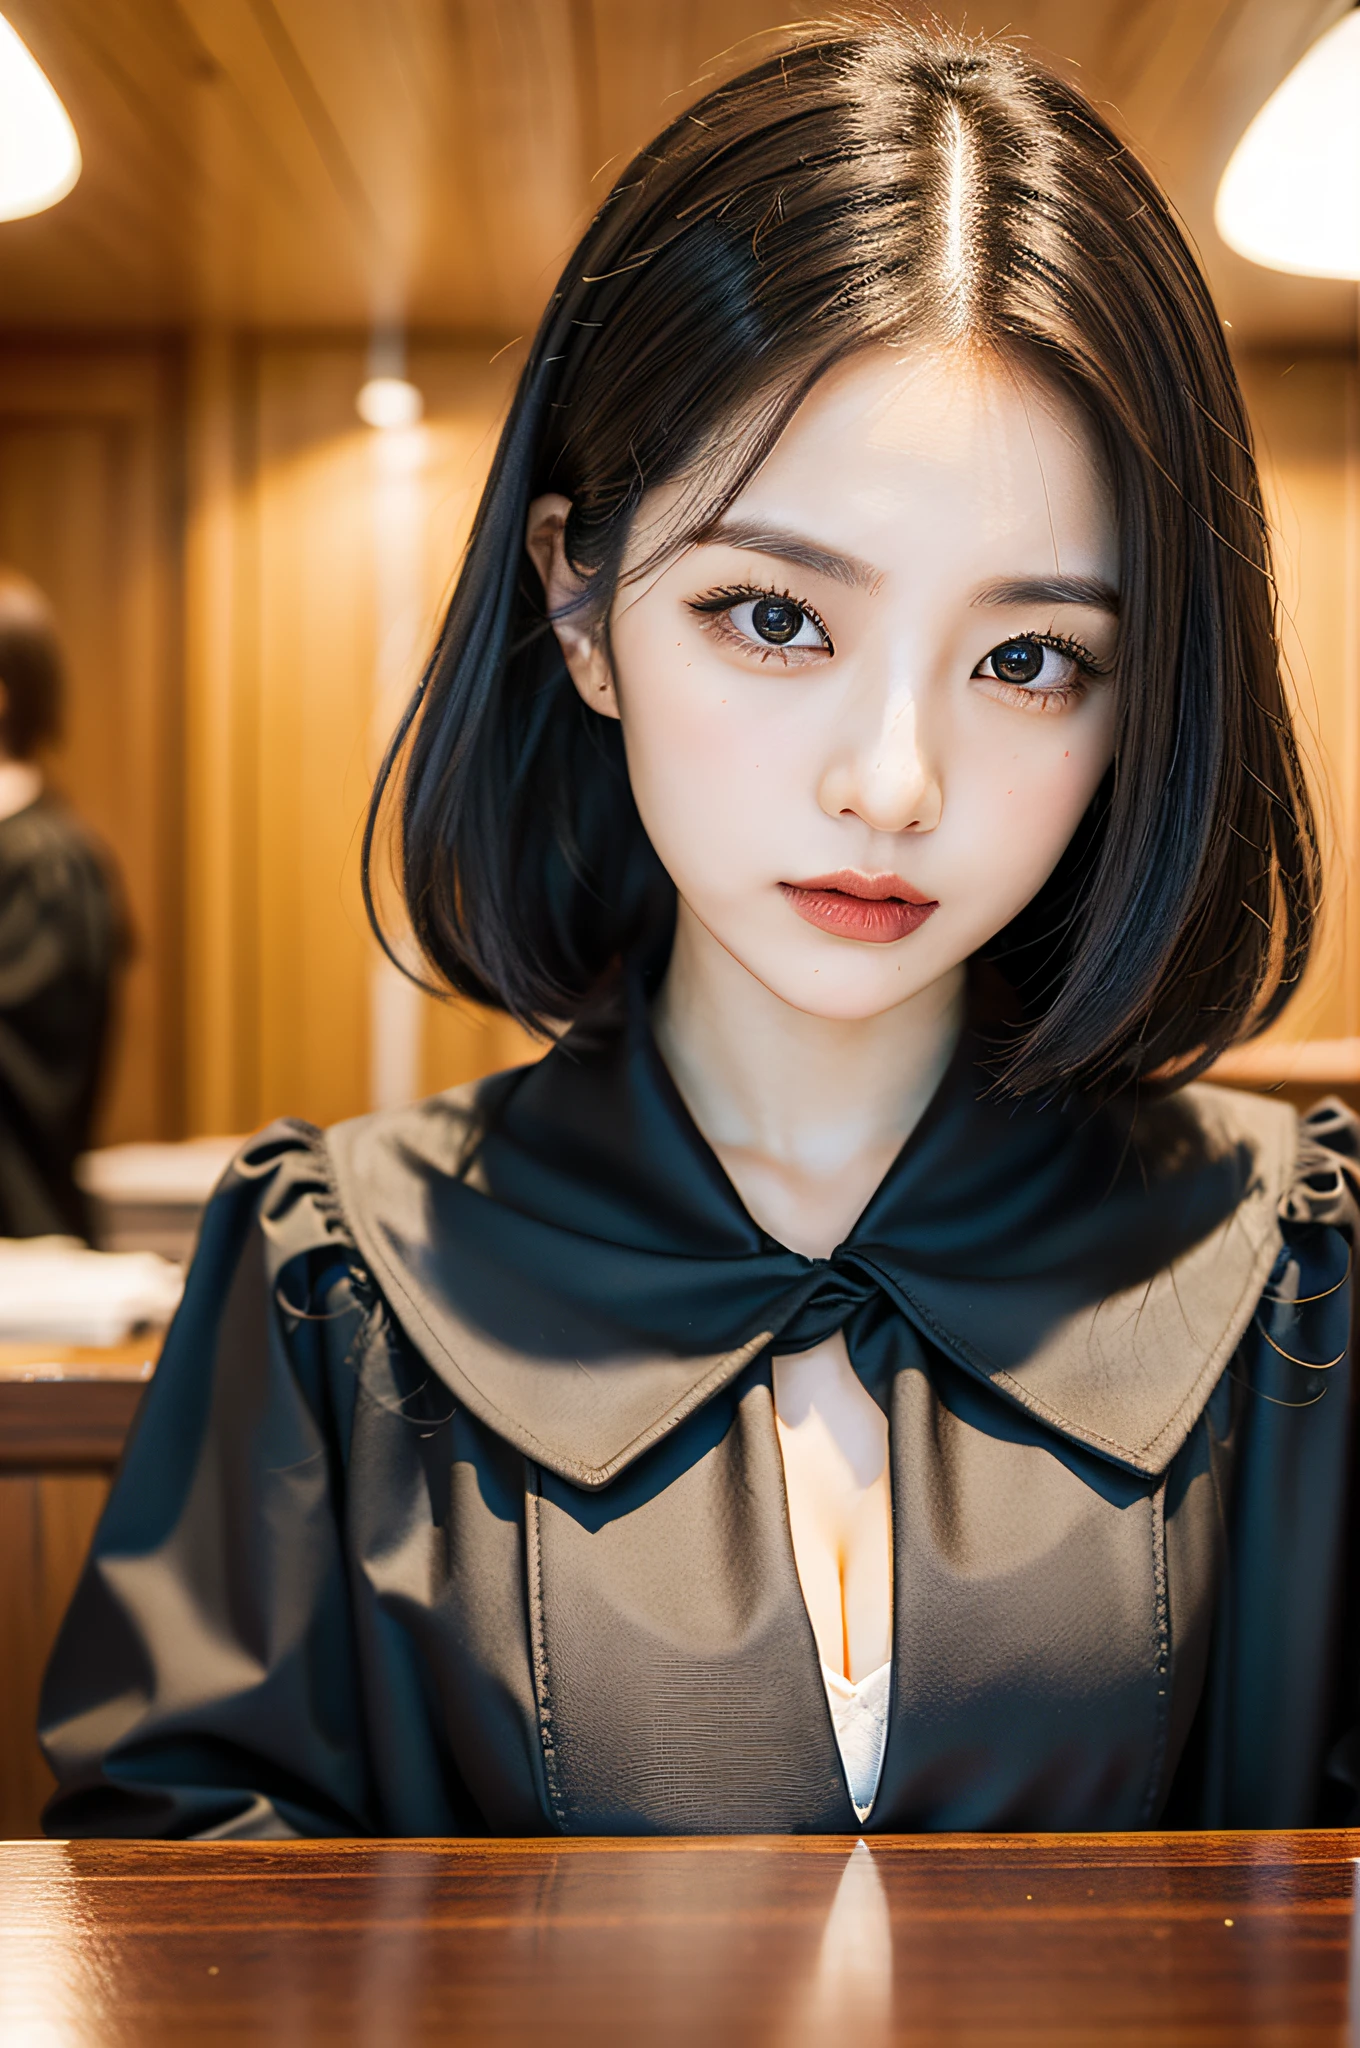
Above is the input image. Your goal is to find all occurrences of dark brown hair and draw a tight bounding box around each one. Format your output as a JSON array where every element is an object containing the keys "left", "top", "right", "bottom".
[
  {"left": 366, "top": 18, "right": 1318, "bottom": 1097},
  {"left": 0, "top": 571, "right": 64, "bottom": 760}
]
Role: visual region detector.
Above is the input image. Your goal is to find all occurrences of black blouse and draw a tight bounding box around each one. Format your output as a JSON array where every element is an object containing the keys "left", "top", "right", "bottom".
[
  {"left": 40, "top": 986, "right": 1360, "bottom": 1837},
  {"left": 0, "top": 795, "right": 119, "bottom": 1239}
]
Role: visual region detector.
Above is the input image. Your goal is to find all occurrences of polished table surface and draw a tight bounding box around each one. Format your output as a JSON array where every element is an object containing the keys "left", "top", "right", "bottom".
[{"left": 3, "top": 1831, "right": 1359, "bottom": 2045}]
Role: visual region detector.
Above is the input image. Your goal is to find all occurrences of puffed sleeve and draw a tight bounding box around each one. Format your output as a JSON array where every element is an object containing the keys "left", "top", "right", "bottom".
[
  {"left": 38, "top": 1122, "right": 378, "bottom": 1839},
  {"left": 1184, "top": 1097, "right": 1360, "bottom": 1826}
]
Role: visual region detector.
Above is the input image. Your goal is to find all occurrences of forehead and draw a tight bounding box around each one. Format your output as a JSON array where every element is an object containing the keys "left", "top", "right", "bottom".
[{"left": 728, "top": 345, "right": 1117, "bottom": 583}]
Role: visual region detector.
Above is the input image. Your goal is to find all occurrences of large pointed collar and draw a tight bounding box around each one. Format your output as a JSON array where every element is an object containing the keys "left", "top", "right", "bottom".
[{"left": 327, "top": 981, "right": 1296, "bottom": 1491}]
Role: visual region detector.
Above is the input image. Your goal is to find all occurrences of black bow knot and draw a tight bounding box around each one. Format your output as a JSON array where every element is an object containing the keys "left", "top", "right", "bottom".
[{"left": 768, "top": 1253, "right": 885, "bottom": 1356}]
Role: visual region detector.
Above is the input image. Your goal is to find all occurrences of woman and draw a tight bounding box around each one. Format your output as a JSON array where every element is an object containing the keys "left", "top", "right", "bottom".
[
  {"left": 41, "top": 21, "right": 1358, "bottom": 1838},
  {"left": 0, "top": 571, "right": 121, "bottom": 1242}
]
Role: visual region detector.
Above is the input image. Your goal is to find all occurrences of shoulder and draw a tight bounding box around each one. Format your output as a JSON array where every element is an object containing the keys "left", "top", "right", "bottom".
[
  {"left": 0, "top": 797, "right": 118, "bottom": 949},
  {"left": 0, "top": 794, "right": 105, "bottom": 877},
  {"left": 194, "top": 1071, "right": 535, "bottom": 1312},
  {"left": 1161, "top": 1079, "right": 1359, "bottom": 1237},
  {"left": 1168, "top": 1079, "right": 1299, "bottom": 1199},
  {"left": 1285, "top": 1096, "right": 1360, "bottom": 1233},
  {"left": 324, "top": 1065, "right": 531, "bottom": 1211},
  {"left": 192, "top": 1118, "right": 363, "bottom": 1304}
]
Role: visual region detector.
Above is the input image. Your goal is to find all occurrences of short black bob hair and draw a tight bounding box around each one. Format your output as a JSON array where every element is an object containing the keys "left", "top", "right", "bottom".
[
  {"left": 366, "top": 17, "right": 1318, "bottom": 1099},
  {"left": 0, "top": 571, "right": 64, "bottom": 761}
]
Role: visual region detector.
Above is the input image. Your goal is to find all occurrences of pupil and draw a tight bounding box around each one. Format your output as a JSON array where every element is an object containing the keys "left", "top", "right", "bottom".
[
  {"left": 995, "top": 639, "right": 1043, "bottom": 684},
  {"left": 752, "top": 597, "right": 802, "bottom": 645}
]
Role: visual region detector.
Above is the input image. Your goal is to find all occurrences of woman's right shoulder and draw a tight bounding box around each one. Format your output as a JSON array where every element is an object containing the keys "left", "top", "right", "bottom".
[
  {"left": 191, "top": 1066, "right": 533, "bottom": 1341},
  {"left": 201, "top": 1116, "right": 357, "bottom": 1268}
]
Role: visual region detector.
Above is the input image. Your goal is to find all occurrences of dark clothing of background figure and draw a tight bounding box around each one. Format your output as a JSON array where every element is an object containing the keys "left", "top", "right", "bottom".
[
  {"left": 0, "top": 794, "right": 120, "bottom": 1239},
  {"left": 37, "top": 985, "right": 1360, "bottom": 1840}
]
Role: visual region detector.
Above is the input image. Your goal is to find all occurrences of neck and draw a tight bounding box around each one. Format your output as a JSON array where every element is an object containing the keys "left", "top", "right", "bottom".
[
  {"left": 651, "top": 905, "right": 964, "bottom": 1253},
  {"left": 0, "top": 758, "right": 41, "bottom": 823}
]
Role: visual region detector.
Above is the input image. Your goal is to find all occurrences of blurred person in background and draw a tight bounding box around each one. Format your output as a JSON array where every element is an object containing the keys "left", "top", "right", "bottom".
[{"left": 0, "top": 570, "right": 121, "bottom": 1240}]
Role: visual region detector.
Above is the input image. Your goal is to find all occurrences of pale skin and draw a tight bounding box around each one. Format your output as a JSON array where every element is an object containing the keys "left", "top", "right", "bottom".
[
  {"left": 0, "top": 683, "right": 42, "bottom": 816},
  {"left": 527, "top": 344, "right": 1120, "bottom": 1683}
]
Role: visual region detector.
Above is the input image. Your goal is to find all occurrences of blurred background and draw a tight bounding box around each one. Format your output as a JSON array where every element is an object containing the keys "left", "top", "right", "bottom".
[{"left": 0, "top": 0, "right": 1356, "bottom": 1161}]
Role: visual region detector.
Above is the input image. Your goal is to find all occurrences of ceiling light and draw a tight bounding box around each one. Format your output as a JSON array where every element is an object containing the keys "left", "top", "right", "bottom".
[
  {"left": 0, "top": 13, "right": 80, "bottom": 223},
  {"left": 357, "top": 377, "right": 424, "bottom": 430},
  {"left": 1215, "top": 9, "right": 1360, "bottom": 280}
]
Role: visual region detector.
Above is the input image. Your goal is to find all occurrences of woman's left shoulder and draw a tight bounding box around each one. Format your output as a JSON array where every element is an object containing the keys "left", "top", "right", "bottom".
[
  {"left": 1279, "top": 1096, "right": 1360, "bottom": 1234},
  {"left": 1205, "top": 1090, "right": 1358, "bottom": 1411},
  {"left": 1168, "top": 1081, "right": 1359, "bottom": 1238}
]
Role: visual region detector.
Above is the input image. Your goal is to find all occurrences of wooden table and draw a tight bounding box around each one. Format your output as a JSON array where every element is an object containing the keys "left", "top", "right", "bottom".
[{"left": 2, "top": 1831, "right": 1357, "bottom": 2045}]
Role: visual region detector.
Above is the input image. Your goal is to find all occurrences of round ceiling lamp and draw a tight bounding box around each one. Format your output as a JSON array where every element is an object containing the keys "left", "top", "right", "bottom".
[
  {"left": 356, "top": 376, "right": 424, "bottom": 430},
  {"left": 0, "top": 12, "right": 80, "bottom": 223},
  {"left": 1215, "top": 7, "right": 1360, "bottom": 280}
]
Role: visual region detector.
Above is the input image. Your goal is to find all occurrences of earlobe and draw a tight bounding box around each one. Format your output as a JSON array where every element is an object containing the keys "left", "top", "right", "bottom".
[{"left": 524, "top": 492, "right": 621, "bottom": 720}]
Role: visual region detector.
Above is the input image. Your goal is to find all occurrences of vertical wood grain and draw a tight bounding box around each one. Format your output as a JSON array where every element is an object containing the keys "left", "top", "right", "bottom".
[
  {"left": 1238, "top": 349, "right": 1360, "bottom": 1043},
  {"left": 182, "top": 334, "right": 539, "bottom": 1135},
  {"left": 0, "top": 346, "right": 183, "bottom": 1143},
  {"left": 0, "top": 1471, "right": 111, "bottom": 1840},
  {"left": 184, "top": 329, "right": 260, "bottom": 1135}
]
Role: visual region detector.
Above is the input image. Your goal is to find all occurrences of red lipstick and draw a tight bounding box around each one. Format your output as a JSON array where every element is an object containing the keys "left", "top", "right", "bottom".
[{"left": 779, "top": 869, "right": 938, "bottom": 944}]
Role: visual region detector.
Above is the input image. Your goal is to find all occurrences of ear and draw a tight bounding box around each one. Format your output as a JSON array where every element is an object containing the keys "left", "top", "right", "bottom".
[{"left": 525, "top": 493, "right": 620, "bottom": 720}]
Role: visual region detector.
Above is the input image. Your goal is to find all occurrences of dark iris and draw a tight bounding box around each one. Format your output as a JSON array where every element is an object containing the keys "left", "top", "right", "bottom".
[
  {"left": 992, "top": 638, "right": 1045, "bottom": 684},
  {"left": 752, "top": 597, "right": 804, "bottom": 645}
]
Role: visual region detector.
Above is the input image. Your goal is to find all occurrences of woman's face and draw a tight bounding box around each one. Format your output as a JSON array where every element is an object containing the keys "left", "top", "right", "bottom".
[{"left": 533, "top": 345, "right": 1120, "bottom": 1023}]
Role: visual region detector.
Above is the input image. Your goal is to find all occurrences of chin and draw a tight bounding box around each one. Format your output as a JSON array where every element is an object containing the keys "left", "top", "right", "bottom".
[{"left": 743, "top": 947, "right": 947, "bottom": 1023}]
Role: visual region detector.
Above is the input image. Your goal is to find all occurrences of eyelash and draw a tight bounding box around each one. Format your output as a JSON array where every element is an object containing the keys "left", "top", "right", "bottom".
[{"left": 687, "top": 584, "right": 834, "bottom": 661}]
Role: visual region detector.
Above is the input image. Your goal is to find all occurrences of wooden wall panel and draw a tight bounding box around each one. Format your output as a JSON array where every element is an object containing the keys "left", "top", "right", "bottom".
[
  {"left": 0, "top": 1470, "right": 111, "bottom": 1839},
  {"left": 1237, "top": 350, "right": 1360, "bottom": 1047},
  {"left": 184, "top": 334, "right": 539, "bottom": 1139},
  {"left": 0, "top": 346, "right": 182, "bottom": 1145},
  {"left": 253, "top": 341, "right": 376, "bottom": 1128}
]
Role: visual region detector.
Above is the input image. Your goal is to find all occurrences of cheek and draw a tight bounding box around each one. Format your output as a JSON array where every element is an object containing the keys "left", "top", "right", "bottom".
[
  {"left": 952, "top": 703, "right": 1114, "bottom": 897},
  {"left": 611, "top": 626, "right": 796, "bottom": 887}
]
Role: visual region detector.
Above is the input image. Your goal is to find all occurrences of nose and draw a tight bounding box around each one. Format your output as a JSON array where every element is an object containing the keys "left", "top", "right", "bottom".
[{"left": 816, "top": 690, "right": 943, "bottom": 835}]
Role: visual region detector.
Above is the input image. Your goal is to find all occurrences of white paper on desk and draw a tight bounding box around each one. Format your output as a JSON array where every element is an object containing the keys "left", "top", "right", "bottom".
[{"left": 0, "top": 1237, "right": 184, "bottom": 1344}]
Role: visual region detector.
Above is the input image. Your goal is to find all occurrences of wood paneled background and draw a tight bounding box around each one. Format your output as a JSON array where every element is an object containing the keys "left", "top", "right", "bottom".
[
  {"left": 0, "top": 1, "right": 1353, "bottom": 1141},
  {"left": 0, "top": 346, "right": 182, "bottom": 1142},
  {"left": 184, "top": 332, "right": 539, "bottom": 1135}
]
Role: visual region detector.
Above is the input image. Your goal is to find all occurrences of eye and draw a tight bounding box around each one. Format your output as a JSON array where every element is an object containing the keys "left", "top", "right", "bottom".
[
  {"left": 729, "top": 595, "right": 828, "bottom": 651},
  {"left": 688, "top": 584, "right": 833, "bottom": 659},
  {"left": 976, "top": 636, "right": 1075, "bottom": 689},
  {"left": 749, "top": 596, "right": 809, "bottom": 645},
  {"left": 972, "top": 632, "right": 1105, "bottom": 700}
]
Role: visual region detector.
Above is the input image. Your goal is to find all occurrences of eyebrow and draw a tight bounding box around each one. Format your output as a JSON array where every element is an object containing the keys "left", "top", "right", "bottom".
[
  {"left": 698, "top": 525, "right": 1120, "bottom": 614},
  {"left": 701, "top": 519, "right": 883, "bottom": 591},
  {"left": 972, "top": 575, "right": 1120, "bottom": 614}
]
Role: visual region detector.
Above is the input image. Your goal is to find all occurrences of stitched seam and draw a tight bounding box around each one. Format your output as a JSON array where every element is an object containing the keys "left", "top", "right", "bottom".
[
  {"left": 1139, "top": 1478, "right": 1172, "bottom": 1825},
  {"left": 340, "top": 1216, "right": 771, "bottom": 1484},
  {"left": 524, "top": 1466, "right": 567, "bottom": 1829},
  {"left": 865, "top": 1220, "right": 1281, "bottom": 1470}
]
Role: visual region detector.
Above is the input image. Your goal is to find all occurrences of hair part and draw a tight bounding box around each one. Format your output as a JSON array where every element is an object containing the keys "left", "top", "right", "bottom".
[{"left": 367, "top": 17, "right": 1318, "bottom": 1099}]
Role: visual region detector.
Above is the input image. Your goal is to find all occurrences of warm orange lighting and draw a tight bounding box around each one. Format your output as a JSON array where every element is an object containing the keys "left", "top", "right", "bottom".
[
  {"left": 1215, "top": 10, "right": 1360, "bottom": 280},
  {"left": 357, "top": 377, "right": 425, "bottom": 430},
  {"left": 0, "top": 12, "right": 80, "bottom": 222}
]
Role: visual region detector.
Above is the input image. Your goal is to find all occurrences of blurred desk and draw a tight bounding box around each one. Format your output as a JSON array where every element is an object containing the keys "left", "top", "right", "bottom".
[
  {"left": 0, "top": 1337, "right": 157, "bottom": 1466},
  {"left": 1, "top": 1831, "right": 1355, "bottom": 2044},
  {"left": 0, "top": 1338, "right": 159, "bottom": 1839}
]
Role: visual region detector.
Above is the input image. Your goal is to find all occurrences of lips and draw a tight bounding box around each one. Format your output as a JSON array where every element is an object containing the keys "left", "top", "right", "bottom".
[{"left": 779, "top": 870, "right": 938, "bottom": 944}]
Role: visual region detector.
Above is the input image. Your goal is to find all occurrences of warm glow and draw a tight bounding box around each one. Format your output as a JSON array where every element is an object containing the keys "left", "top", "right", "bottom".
[
  {"left": 357, "top": 376, "right": 425, "bottom": 429},
  {"left": 1215, "top": 10, "right": 1360, "bottom": 280},
  {"left": 0, "top": 12, "right": 80, "bottom": 223}
]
